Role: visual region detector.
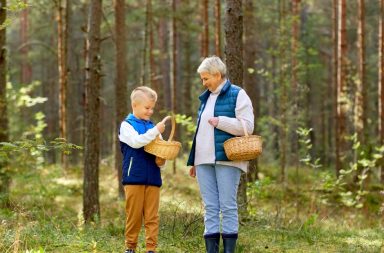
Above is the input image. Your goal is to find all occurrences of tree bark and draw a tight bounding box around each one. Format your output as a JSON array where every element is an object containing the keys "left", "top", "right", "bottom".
[
  {"left": 114, "top": 0, "right": 127, "bottom": 198},
  {"left": 148, "top": 0, "right": 157, "bottom": 90},
  {"left": 83, "top": 0, "right": 102, "bottom": 223},
  {"left": 225, "top": 0, "right": 243, "bottom": 86},
  {"left": 20, "top": 0, "right": 31, "bottom": 84},
  {"left": 291, "top": 0, "right": 300, "bottom": 175},
  {"left": 0, "top": 0, "right": 10, "bottom": 207},
  {"left": 170, "top": 0, "right": 177, "bottom": 174},
  {"left": 201, "top": 0, "right": 209, "bottom": 57},
  {"left": 355, "top": 0, "right": 366, "bottom": 147},
  {"left": 379, "top": 0, "right": 384, "bottom": 182},
  {"left": 244, "top": 0, "right": 259, "bottom": 182},
  {"left": 225, "top": 0, "right": 246, "bottom": 217},
  {"left": 214, "top": 0, "right": 221, "bottom": 57},
  {"left": 158, "top": 0, "right": 169, "bottom": 111},
  {"left": 57, "top": 0, "right": 69, "bottom": 169},
  {"left": 336, "top": 0, "right": 347, "bottom": 177},
  {"left": 279, "top": 0, "right": 288, "bottom": 182},
  {"left": 330, "top": 0, "right": 338, "bottom": 168}
]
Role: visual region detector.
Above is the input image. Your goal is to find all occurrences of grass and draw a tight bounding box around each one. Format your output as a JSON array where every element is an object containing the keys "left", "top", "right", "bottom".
[{"left": 1, "top": 160, "right": 384, "bottom": 253}]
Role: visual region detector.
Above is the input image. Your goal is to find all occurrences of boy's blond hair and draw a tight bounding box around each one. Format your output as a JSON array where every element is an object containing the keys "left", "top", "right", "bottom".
[{"left": 130, "top": 86, "right": 158, "bottom": 104}]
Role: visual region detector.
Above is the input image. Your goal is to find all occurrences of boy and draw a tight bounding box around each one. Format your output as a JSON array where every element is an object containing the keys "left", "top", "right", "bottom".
[{"left": 118, "top": 86, "right": 167, "bottom": 253}]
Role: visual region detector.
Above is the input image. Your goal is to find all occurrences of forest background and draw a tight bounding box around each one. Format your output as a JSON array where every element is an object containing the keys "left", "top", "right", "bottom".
[{"left": 1, "top": 0, "right": 384, "bottom": 252}]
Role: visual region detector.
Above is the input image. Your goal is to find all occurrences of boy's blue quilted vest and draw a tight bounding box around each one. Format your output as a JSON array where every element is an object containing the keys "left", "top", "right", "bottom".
[
  {"left": 120, "top": 113, "right": 162, "bottom": 187},
  {"left": 187, "top": 80, "right": 241, "bottom": 166}
]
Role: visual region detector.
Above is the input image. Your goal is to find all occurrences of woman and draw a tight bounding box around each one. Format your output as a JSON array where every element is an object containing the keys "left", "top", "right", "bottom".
[{"left": 188, "top": 56, "right": 254, "bottom": 253}]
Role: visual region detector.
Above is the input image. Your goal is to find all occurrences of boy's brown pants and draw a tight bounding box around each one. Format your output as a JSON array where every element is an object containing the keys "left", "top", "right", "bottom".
[{"left": 124, "top": 185, "right": 160, "bottom": 251}]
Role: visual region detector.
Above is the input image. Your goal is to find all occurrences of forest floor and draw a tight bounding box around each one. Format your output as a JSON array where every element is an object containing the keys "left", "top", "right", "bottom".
[{"left": 1, "top": 157, "right": 384, "bottom": 253}]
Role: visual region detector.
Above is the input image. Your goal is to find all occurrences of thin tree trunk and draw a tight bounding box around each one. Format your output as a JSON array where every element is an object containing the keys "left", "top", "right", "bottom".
[
  {"left": 353, "top": 0, "right": 366, "bottom": 182},
  {"left": 0, "top": 0, "right": 10, "bottom": 207},
  {"left": 379, "top": 0, "right": 384, "bottom": 182},
  {"left": 279, "top": 0, "right": 288, "bottom": 182},
  {"left": 201, "top": 0, "right": 209, "bottom": 57},
  {"left": 114, "top": 0, "right": 127, "bottom": 198},
  {"left": 57, "top": 0, "right": 69, "bottom": 169},
  {"left": 336, "top": 0, "right": 347, "bottom": 177},
  {"left": 214, "top": 0, "right": 221, "bottom": 57},
  {"left": 332, "top": 0, "right": 338, "bottom": 172},
  {"left": 170, "top": 0, "right": 177, "bottom": 174},
  {"left": 355, "top": 0, "right": 366, "bottom": 147},
  {"left": 291, "top": 0, "right": 300, "bottom": 177},
  {"left": 83, "top": 0, "right": 102, "bottom": 223},
  {"left": 244, "top": 0, "right": 259, "bottom": 182},
  {"left": 20, "top": 0, "right": 31, "bottom": 84},
  {"left": 141, "top": 0, "right": 149, "bottom": 86},
  {"left": 148, "top": 0, "right": 156, "bottom": 90},
  {"left": 158, "top": 0, "right": 169, "bottom": 111}
]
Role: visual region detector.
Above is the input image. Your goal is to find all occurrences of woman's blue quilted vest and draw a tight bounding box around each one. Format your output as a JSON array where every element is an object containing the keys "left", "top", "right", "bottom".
[{"left": 187, "top": 80, "right": 241, "bottom": 166}]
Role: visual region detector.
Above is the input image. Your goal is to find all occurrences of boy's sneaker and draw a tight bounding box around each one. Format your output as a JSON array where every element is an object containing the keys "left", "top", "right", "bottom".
[{"left": 124, "top": 250, "right": 135, "bottom": 253}]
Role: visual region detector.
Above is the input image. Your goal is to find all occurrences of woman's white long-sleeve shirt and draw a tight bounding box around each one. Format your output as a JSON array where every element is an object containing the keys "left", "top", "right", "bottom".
[{"left": 194, "top": 81, "right": 255, "bottom": 173}]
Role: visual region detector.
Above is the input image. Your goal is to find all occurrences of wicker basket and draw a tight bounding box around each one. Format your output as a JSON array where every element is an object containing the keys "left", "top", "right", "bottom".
[
  {"left": 223, "top": 119, "right": 262, "bottom": 161},
  {"left": 144, "top": 116, "right": 182, "bottom": 160}
]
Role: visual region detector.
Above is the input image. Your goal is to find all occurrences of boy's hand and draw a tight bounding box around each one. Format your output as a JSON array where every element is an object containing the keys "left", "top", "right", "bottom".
[
  {"left": 189, "top": 166, "right": 196, "bottom": 178},
  {"left": 155, "top": 157, "right": 166, "bottom": 166},
  {"left": 156, "top": 116, "right": 172, "bottom": 133},
  {"left": 156, "top": 121, "right": 166, "bottom": 133}
]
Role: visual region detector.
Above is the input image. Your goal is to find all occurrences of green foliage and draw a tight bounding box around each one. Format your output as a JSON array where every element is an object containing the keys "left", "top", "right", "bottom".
[
  {"left": 320, "top": 134, "right": 384, "bottom": 209},
  {"left": 297, "top": 127, "right": 322, "bottom": 169},
  {"left": 174, "top": 114, "right": 196, "bottom": 149},
  {"left": 6, "top": 81, "right": 48, "bottom": 139},
  {"left": 0, "top": 137, "right": 82, "bottom": 193},
  {"left": 0, "top": 0, "right": 28, "bottom": 29},
  {"left": 246, "top": 177, "right": 272, "bottom": 216}
]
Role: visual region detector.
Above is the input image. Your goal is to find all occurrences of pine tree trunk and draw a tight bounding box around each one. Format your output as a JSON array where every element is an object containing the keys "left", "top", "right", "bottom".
[
  {"left": 148, "top": 0, "right": 156, "bottom": 90},
  {"left": 332, "top": 0, "right": 338, "bottom": 171},
  {"left": 83, "top": 0, "right": 102, "bottom": 223},
  {"left": 57, "top": 0, "right": 69, "bottom": 169},
  {"left": 158, "top": 0, "right": 169, "bottom": 111},
  {"left": 20, "top": 0, "right": 31, "bottom": 84},
  {"left": 170, "top": 0, "right": 177, "bottom": 174},
  {"left": 114, "top": 0, "right": 128, "bottom": 198},
  {"left": 0, "top": 0, "right": 10, "bottom": 207},
  {"left": 225, "top": 0, "right": 243, "bottom": 86},
  {"left": 355, "top": 0, "right": 366, "bottom": 147},
  {"left": 214, "top": 0, "right": 221, "bottom": 57},
  {"left": 141, "top": 0, "right": 149, "bottom": 86},
  {"left": 379, "top": 0, "right": 384, "bottom": 182},
  {"left": 336, "top": 0, "right": 347, "bottom": 177},
  {"left": 66, "top": 0, "right": 84, "bottom": 165},
  {"left": 291, "top": 0, "right": 300, "bottom": 169},
  {"left": 201, "top": 0, "right": 209, "bottom": 57},
  {"left": 244, "top": 0, "right": 259, "bottom": 182},
  {"left": 225, "top": 0, "right": 246, "bottom": 217},
  {"left": 278, "top": 0, "right": 288, "bottom": 182}
]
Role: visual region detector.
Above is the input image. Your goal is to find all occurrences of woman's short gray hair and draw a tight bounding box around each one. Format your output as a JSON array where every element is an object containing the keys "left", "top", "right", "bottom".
[{"left": 197, "top": 56, "right": 226, "bottom": 77}]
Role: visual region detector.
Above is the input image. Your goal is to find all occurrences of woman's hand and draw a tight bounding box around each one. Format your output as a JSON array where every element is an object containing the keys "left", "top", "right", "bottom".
[
  {"left": 189, "top": 166, "right": 196, "bottom": 178},
  {"left": 208, "top": 117, "right": 219, "bottom": 127}
]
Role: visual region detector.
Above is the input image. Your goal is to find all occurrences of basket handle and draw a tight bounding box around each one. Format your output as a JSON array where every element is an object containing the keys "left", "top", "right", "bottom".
[
  {"left": 240, "top": 119, "right": 249, "bottom": 137},
  {"left": 160, "top": 115, "right": 175, "bottom": 142}
]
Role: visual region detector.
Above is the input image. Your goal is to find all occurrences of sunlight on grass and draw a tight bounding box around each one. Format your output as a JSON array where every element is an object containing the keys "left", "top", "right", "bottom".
[{"left": 1, "top": 159, "right": 384, "bottom": 252}]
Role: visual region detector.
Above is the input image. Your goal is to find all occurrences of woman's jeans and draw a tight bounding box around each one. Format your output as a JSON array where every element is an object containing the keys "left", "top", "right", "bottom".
[{"left": 196, "top": 164, "right": 241, "bottom": 235}]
